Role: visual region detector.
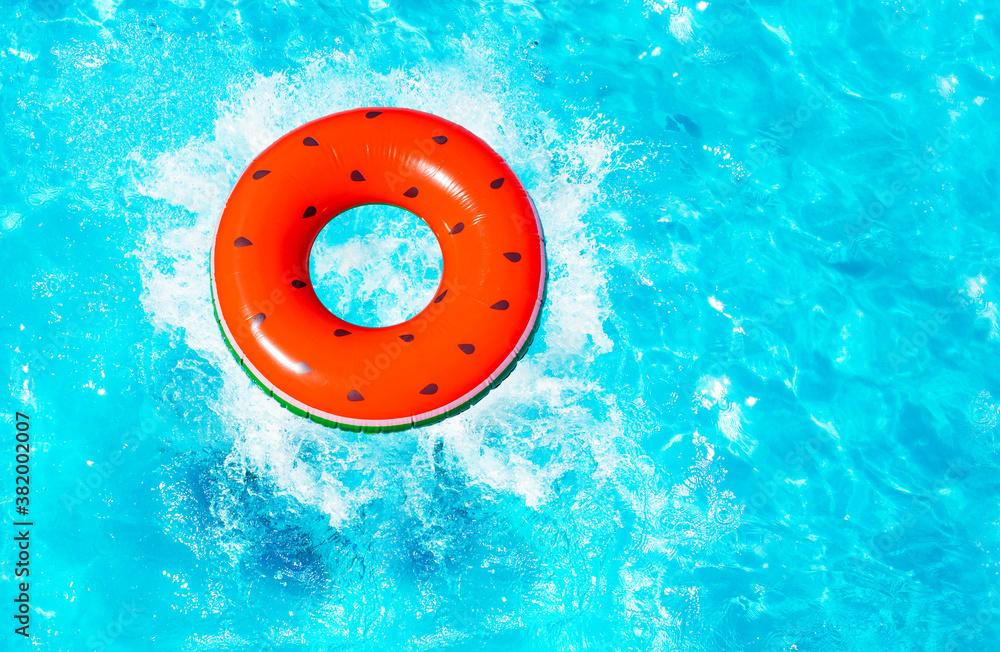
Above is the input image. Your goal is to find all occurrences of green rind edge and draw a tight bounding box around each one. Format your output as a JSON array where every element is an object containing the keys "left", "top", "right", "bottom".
[{"left": 210, "top": 265, "right": 547, "bottom": 434}]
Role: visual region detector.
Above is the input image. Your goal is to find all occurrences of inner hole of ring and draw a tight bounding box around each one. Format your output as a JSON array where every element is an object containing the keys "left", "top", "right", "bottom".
[{"left": 309, "top": 204, "right": 444, "bottom": 329}]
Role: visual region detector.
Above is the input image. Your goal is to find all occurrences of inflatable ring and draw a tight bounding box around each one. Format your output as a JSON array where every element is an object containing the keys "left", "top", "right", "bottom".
[{"left": 211, "top": 108, "right": 546, "bottom": 432}]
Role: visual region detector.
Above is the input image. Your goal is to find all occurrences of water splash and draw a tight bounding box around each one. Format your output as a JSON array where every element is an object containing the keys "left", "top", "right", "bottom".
[{"left": 136, "top": 49, "right": 622, "bottom": 528}]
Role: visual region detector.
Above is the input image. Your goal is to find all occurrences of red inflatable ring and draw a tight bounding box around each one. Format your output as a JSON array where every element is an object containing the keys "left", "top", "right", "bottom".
[{"left": 211, "top": 108, "right": 546, "bottom": 432}]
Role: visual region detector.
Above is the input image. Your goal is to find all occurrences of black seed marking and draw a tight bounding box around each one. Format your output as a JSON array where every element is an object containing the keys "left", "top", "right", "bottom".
[
  {"left": 420, "top": 383, "right": 438, "bottom": 395},
  {"left": 449, "top": 222, "right": 465, "bottom": 235},
  {"left": 351, "top": 170, "right": 366, "bottom": 182},
  {"left": 400, "top": 334, "right": 415, "bottom": 342},
  {"left": 503, "top": 252, "right": 522, "bottom": 262},
  {"left": 251, "top": 313, "right": 266, "bottom": 328},
  {"left": 432, "top": 136, "right": 448, "bottom": 144},
  {"left": 291, "top": 280, "right": 307, "bottom": 288},
  {"left": 302, "top": 206, "right": 317, "bottom": 219},
  {"left": 335, "top": 328, "right": 352, "bottom": 337},
  {"left": 403, "top": 187, "right": 419, "bottom": 198},
  {"left": 365, "top": 111, "right": 383, "bottom": 118},
  {"left": 458, "top": 343, "right": 475, "bottom": 355},
  {"left": 347, "top": 390, "right": 364, "bottom": 401},
  {"left": 303, "top": 137, "right": 319, "bottom": 146},
  {"left": 434, "top": 290, "right": 447, "bottom": 303},
  {"left": 491, "top": 300, "right": 509, "bottom": 310},
  {"left": 490, "top": 177, "right": 504, "bottom": 189},
  {"left": 234, "top": 237, "right": 253, "bottom": 247},
  {"left": 253, "top": 170, "right": 271, "bottom": 180}
]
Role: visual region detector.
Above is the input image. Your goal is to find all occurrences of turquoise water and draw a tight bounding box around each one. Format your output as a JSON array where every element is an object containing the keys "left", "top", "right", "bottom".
[{"left": 3, "top": 0, "right": 1000, "bottom": 649}]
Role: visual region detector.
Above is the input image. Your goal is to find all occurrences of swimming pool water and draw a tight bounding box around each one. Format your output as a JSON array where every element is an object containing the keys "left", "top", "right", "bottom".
[{"left": 3, "top": 0, "right": 1000, "bottom": 649}]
